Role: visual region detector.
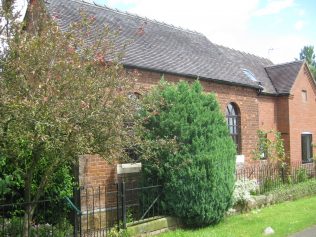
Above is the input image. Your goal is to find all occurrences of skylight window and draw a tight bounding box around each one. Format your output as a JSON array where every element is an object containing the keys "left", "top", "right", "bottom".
[{"left": 242, "top": 69, "right": 257, "bottom": 82}]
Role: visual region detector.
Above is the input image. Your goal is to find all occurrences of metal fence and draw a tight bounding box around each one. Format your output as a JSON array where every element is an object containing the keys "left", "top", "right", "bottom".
[
  {"left": 0, "top": 198, "right": 75, "bottom": 237},
  {"left": 2, "top": 161, "right": 315, "bottom": 236},
  {"left": 78, "top": 179, "right": 162, "bottom": 236},
  {"left": 0, "top": 179, "right": 162, "bottom": 237},
  {"left": 236, "top": 161, "right": 316, "bottom": 193}
]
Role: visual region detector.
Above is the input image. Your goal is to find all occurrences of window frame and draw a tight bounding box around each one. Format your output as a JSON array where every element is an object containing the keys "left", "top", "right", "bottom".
[
  {"left": 226, "top": 103, "right": 241, "bottom": 154},
  {"left": 301, "top": 133, "right": 313, "bottom": 163},
  {"left": 301, "top": 90, "right": 307, "bottom": 102}
]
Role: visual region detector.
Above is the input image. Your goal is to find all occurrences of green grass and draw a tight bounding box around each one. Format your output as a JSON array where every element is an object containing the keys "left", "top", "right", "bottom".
[{"left": 159, "top": 195, "right": 316, "bottom": 237}]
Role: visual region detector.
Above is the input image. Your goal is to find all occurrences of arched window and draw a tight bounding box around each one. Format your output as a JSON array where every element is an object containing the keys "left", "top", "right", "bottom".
[{"left": 226, "top": 103, "right": 241, "bottom": 154}]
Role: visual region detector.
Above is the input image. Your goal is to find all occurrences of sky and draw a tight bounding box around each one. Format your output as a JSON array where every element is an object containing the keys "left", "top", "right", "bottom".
[{"left": 90, "top": 0, "right": 316, "bottom": 64}]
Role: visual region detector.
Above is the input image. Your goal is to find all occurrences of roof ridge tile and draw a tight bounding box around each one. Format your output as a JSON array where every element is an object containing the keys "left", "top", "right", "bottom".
[
  {"left": 265, "top": 60, "right": 304, "bottom": 69},
  {"left": 92, "top": 1, "right": 104, "bottom": 7},
  {"left": 215, "top": 43, "right": 273, "bottom": 63}
]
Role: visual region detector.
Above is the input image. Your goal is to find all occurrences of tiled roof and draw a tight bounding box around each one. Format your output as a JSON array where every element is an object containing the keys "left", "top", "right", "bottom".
[
  {"left": 44, "top": 0, "right": 261, "bottom": 89},
  {"left": 44, "top": 0, "right": 304, "bottom": 95},
  {"left": 265, "top": 60, "right": 304, "bottom": 94},
  {"left": 216, "top": 45, "right": 276, "bottom": 94}
]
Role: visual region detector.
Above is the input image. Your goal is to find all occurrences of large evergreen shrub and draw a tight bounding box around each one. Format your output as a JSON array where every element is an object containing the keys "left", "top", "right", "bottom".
[{"left": 140, "top": 80, "right": 236, "bottom": 227}]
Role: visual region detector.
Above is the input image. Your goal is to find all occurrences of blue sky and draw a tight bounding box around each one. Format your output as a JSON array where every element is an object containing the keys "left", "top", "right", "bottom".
[{"left": 91, "top": 0, "right": 316, "bottom": 64}]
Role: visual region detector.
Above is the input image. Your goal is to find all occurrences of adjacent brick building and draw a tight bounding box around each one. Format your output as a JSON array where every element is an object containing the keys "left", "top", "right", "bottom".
[{"left": 38, "top": 0, "right": 316, "bottom": 184}]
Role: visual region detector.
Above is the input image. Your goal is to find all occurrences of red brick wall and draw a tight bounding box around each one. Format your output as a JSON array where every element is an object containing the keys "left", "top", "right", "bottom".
[
  {"left": 258, "top": 96, "right": 277, "bottom": 132},
  {"left": 79, "top": 69, "right": 264, "bottom": 189},
  {"left": 288, "top": 65, "right": 316, "bottom": 163},
  {"left": 276, "top": 96, "right": 291, "bottom": 159},
  {"left": 79, "top": 65, "right": 316, "bottom": 187},
  {"left": 79, "top": 155, "right": 117, "bottom": 188}
]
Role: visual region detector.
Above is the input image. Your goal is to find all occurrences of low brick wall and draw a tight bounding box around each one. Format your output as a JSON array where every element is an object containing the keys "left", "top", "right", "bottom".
[{"left": 79, "top": 155, "right": 118, "bottom": 234}]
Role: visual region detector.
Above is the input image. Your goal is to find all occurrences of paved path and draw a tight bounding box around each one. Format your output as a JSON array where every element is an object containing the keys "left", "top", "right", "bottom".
[{"left": 288, "top": 225, "right": 316, "bottom": 237}]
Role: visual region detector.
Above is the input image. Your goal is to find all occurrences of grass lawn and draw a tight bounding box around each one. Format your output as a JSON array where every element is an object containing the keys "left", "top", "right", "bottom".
[{"left": 159, "top": 195, "right": 316, "bottom": 237}]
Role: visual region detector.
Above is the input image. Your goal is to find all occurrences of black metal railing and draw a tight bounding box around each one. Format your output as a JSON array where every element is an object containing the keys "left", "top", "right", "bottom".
[
  {"left": 236, "top": 161, "right": 316, "bottom": 194},
  {"left": 77, "top": 179, "right": 162, "bottom": 236},
  {"left": 3, "top": 161, "right": 314, "bottom": 236},
  {"left": 0, "top": 179, "right": 162, "bottom": 237},
  {"left": 0, "top": 198, "right": 75, "bottom": 237}
]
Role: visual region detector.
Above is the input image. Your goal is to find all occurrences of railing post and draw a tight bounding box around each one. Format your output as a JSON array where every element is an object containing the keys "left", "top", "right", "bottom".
[
  {"left": 121, "top": 181, "right": 127, "bottom": 229},
  {"left": 73, "top": 187, "right": 81, "bottom": 237},
  {"left": 116, "top": 183, "right": 120, "bottom": 231}
]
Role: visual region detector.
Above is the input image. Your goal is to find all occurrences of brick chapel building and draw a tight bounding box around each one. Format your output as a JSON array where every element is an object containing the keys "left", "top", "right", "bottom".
[{"left": 29, "top": 0, "right": 316, "bottom": 186}]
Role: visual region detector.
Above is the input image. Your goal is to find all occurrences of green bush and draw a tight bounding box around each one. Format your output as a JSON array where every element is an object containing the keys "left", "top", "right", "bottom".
[
  {"left": 296, "top": 168, "right": 309, "bottom": 183},
  {"left": 140, "top": 81, "right": 236, "bottom": 227}
]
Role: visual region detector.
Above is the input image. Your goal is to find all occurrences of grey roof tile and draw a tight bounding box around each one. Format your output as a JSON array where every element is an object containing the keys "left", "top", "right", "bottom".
[
  {"left": 44, "top": 0, "right": 260, "bottom": 89},
  {"left": 44, "top": 0, "right": 303, "bottom": 95},
  {"left": 265, "top": 60, "right": 304, "bottom": 94},
  {"left": 216, "top": 45, "right": 276, "bottom": 94}
]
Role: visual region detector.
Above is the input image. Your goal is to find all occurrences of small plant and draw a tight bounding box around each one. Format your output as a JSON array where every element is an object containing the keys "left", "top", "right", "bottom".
[
  {"left": 0, "top": 216, "right": 73, "bottom": 237},
  {"left": 261, "top": 176, "right": 282, "bottom": 193},
  {"left": 108, "top": 224, "right": 129, "bottom": 237},
  {"left": 0, "top": 216, "right": 23, "bottom": 236},
  {"left": 233, "top": 179, "right": 259, "bottom": 210},
  {"left": 266, "top": 179, "right": 316, "bottom": 203},
  {"left": 126, "top": 208, "right": 134, "bottom": 223},
  {"left": 296, "top": 168, "right": 308, "bottom": 183},
  {"left": 252, "top": 130, "right": 287, "bottom": 164}
]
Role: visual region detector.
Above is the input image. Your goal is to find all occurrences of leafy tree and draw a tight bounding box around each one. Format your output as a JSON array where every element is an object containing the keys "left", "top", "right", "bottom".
[
  {"left": 299, "top": 45, "right": 316, "bottom": 79},
  {"left": 0, "top": 7, "right": 138, "bottom": 235},
  {"left": 140, "top": 80, "right": 236, "bottom": 227},
  {"left": 0, "top": 0, "right": 22, "bottom": 54},
  {"left": 299, "top": 45, "right": 316, "bottom": 66}
]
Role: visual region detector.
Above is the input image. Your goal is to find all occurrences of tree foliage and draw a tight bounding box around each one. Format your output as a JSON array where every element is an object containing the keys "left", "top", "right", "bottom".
[
  {"left": 299, "top": 45, "right": 316, "bottom": 67},
  {"left": 140, "top": 80, "right": 236, "bottom": 227},
  {"left": 0, "top": 7, "right": 138, "bottom": 227},
  {"left": 299, "top": 45, "right": 316, "bottom": 79}
]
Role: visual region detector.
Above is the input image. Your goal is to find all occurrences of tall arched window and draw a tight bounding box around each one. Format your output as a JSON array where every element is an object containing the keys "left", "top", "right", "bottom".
[{"left": 226, "top": 103, "right": 241, "bottom": 154}]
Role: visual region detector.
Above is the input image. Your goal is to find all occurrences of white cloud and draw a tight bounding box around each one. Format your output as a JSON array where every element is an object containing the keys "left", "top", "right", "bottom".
[
  {"left": 106, "top": 0, "right": 259, "bottom": 35},
  {"left": 294, "top": 20, "right": 304, "bottom": 31},
  {"left": 254, "top": 0, "right": 294, "bottom": 16},
  {"left": 106, "top": 0, "right": 262, "bottom": 59},
  {"left": 246, "top": 35, "right": 315, "bottom": 64}
]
